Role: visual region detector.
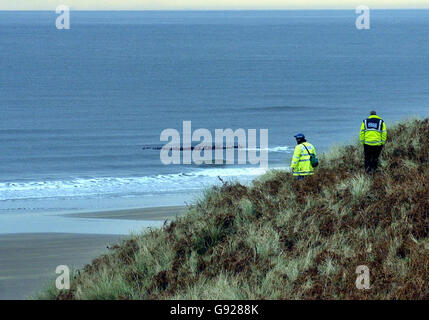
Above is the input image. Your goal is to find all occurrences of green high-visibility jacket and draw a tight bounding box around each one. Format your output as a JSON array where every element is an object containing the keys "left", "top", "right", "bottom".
[
  {"left": 360, "top": 115, "right": 387, "bottom": 146},
  {"left": 291, "top": 142, "right": 316, "bottom": 176}
]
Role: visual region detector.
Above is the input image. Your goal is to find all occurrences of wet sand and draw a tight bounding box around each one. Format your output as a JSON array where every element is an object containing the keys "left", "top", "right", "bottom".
[
  {"left": 65, "top": 205, "right": 187, "bottom": 221},
  {"left": 0, "top": 205, "right": 188, "bottom": 300},
  {"left": 0, "top": 233, "right": 123, "bottom": 300}
]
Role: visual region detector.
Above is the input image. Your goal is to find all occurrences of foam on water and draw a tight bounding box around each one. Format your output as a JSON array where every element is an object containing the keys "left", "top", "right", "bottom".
[{"left": 0, "top": 166, "right": 270, "bottom": 202}]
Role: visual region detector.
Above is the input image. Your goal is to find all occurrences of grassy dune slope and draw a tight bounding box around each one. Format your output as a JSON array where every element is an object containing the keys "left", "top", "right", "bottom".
[{"left": 40, "top": 118, "right": 429, "bottom": 300}]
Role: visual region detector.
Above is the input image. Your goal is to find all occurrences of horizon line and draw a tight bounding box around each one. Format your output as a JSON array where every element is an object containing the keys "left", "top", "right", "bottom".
[{"left": 1, "top": 8, "right": 429, "bottom": 11}]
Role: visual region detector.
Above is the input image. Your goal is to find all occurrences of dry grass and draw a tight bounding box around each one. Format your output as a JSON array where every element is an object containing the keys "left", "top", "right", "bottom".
[{"left": 38, "top": 118, "right": 429, "bottom": 300}]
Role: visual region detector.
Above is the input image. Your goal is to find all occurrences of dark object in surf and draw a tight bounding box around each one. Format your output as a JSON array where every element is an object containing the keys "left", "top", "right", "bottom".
[{"left": 142, "top": 143, "right": 242, "bottom": 151}]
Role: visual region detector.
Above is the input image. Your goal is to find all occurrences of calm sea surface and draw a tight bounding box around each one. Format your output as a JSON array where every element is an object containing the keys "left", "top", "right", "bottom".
[{"left": 1, "top": 10, "right": 428, "bottom": 214}]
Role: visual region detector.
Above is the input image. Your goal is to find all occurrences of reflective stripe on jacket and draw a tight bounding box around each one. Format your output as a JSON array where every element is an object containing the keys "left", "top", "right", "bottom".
[
  {"left": 291, "top": 142, "right": 316, "bottom": 176},
  {"left": 359, "top": 115, "right": 387, "bottom": 146}
]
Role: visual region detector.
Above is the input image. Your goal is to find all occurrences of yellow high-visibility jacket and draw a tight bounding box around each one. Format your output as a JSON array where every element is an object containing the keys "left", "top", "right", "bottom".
[
  {"left": 291, "top": 142, "right": 316, "bottom": 176},
  {"left": 359, "top": 115, "right": 387, "bottom": 146}
]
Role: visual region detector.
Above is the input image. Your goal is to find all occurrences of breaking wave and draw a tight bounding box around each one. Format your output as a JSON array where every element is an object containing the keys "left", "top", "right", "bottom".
[{"left": 0, "top": 167, "right": 269, "bottom": 201}]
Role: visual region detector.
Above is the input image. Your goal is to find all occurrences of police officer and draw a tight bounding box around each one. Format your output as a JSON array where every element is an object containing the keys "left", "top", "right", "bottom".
[
  {"left": 360, "top": 111, "right": 387, "bottom": 173},
  {"left": 291, "top": 133, "right": 317, "bottom": 180}
]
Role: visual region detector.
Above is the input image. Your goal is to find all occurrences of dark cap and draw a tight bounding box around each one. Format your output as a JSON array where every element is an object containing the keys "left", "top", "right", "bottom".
[
  {"left": 370, "top": 111, "right": 377, "bottom": 115},
  {"left": 294, "top": 133, "right": 305, "bottom": 139}
]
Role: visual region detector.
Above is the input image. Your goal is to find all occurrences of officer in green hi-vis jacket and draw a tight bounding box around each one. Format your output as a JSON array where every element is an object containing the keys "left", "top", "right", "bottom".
[
  {"left": 360, "top": 111, "right": 387, "bottom": 173},
  {"left": 290, "top": 133, "right": 317, "bottom": 180}
]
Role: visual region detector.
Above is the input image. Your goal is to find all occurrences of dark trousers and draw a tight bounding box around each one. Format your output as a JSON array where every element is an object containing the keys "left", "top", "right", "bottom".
[{"left": 364, "top": 145, "right": 383, "bottom": 173}]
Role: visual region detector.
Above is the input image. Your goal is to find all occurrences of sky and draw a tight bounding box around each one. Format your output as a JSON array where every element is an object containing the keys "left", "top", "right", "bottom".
[{"left": 1, "top": 0, "right": 429, "bottom": 10}]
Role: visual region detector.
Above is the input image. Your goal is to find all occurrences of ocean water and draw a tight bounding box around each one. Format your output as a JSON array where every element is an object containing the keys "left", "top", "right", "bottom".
[{"left": 1, "top": 10, "right": 428, "bottom": 216}]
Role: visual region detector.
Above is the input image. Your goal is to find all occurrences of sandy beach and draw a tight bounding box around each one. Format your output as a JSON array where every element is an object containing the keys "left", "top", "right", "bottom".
[
  {"left": 0, "top": 205, "right": 187, "bottom": 300},
  {"left": 0, "top": 233, "right": 122, "bottom": 300}
]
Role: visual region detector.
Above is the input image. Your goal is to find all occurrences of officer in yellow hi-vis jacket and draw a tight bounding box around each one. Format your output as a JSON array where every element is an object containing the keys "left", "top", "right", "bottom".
[
  {"left": 360, "top": 111, "right": 387, "bottom": 173},
  {"left": 291, "top": 133, "right": 317, "bottom": 180}
]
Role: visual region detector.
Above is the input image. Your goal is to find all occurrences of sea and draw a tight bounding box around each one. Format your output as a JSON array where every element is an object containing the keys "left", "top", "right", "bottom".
[{"left": 0, "top": 10, "right": 428, "bottom": 233}]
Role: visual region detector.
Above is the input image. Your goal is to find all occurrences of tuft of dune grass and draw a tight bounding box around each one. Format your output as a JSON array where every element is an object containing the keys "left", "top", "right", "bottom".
[{"left": 40, "top": 118, "right": 429, "bottom": 300}]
